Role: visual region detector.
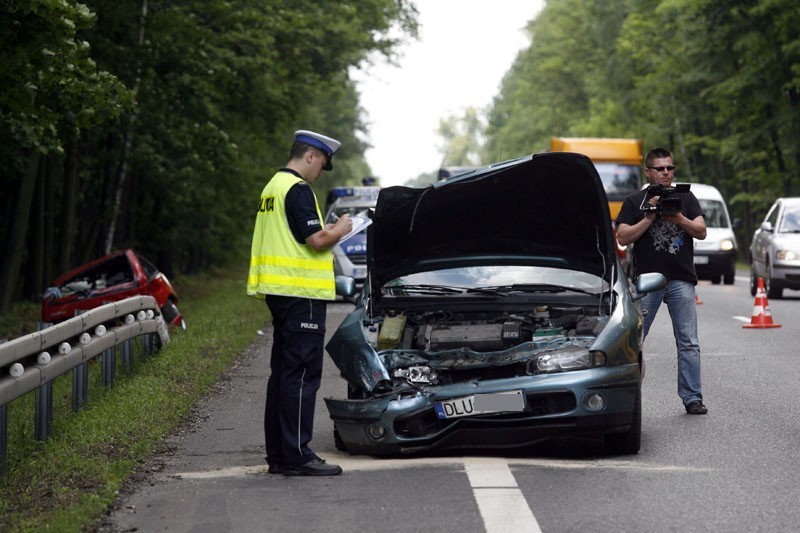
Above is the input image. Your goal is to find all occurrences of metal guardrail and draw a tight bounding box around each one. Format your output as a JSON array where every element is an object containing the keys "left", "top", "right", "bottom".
[{"left": 0, "top": 296, "right": 170, "bottom": 479}]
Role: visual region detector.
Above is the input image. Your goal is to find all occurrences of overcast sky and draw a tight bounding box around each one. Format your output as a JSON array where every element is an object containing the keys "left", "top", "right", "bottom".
[{"left": 350, "top": 0, "right": 545, "bottom": 187}]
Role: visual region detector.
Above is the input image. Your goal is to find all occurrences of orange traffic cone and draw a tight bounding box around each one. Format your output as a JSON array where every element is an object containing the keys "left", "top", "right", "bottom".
[
  {"left": 742, "top": 277, "right": 781, "bottom": 329},
  {"left": 695, "top": 293, "right": 703, "bottom": 305}
]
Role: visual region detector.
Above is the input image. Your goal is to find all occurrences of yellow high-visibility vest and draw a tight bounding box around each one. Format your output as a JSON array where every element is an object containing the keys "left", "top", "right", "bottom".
[{"left": 247, "top": 171, "right": 334, "bottom": 300}]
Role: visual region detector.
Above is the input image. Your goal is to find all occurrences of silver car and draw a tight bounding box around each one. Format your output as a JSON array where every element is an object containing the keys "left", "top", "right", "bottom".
[{"left": 749, "top": 197, "right": 800, "bottom": 298}]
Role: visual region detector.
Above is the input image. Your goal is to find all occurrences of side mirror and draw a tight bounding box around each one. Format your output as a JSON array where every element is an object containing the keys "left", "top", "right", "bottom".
[
  {"left": 335, "top": 275, "right": 356, "bottom": 298},
  {"left": 632, "top": 272, "right": 667, "bottom": 301},
  {"left": 760, "top": 221, "right": 774, "bottom": 232}
]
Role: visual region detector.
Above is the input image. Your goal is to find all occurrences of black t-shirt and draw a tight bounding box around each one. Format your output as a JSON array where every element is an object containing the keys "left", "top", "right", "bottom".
[
  {"left": 616, "top": 188, "right": 704, "bottom": 283},
  {"left": 280, "top": 168, "right": 323, "bottom": 244}
]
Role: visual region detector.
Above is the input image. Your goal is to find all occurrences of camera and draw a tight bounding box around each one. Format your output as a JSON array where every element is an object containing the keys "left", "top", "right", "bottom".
[{"left": 640, "top": 183, "right": 690, "bottom": 214}]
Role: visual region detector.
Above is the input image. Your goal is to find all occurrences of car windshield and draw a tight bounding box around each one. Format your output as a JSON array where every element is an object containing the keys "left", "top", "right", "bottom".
[
  {"left": 58, "top": 254, "right": 134, "bottom": 295},
  {"left": 594, "top": 163, "right": 640, "bottom": 194},
  {"left": 779, "top": 206, "right": 800, "bottom": 233},
  {"left": 381, "top": 266, "right": 609, "bottom": 296},
  {"left": 699, "top": 199, "right": 727, "bottom": 228}
]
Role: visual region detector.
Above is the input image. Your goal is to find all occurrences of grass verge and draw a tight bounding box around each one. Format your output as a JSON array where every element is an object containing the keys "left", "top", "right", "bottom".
[{"left": 0, "top": 265, "right": 265, "bottom": 531}]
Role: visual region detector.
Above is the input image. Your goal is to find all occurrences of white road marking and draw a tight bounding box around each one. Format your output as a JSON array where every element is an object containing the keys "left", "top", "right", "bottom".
[
  {"left": 733, "top": 316, "right": 751, "bottom": 323},
  {"left": 173, "top": 454, "right": 710, "bottom": 531},
  {"left": 173, "top": 454, "right": 712, "bottom": 479},
  {"left": 465, "top": 458, "right": 517, "bottom": 487},
  {"left": 465, "top": 459, "right": 541, "bottom": 533}
]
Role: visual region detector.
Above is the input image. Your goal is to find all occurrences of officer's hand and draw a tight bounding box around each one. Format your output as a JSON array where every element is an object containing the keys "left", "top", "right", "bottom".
[{"left": 335, "top": 213, "right": 353, "bottom": 235}]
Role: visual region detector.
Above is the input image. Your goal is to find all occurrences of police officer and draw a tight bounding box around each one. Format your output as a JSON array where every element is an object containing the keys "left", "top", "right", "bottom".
[{"left": 247, "top": 130, "right": 353, "bottom": 476}]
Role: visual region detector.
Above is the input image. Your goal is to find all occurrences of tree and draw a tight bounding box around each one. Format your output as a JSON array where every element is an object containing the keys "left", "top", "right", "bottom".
[
  {"left": 438, "top": 107, "right": 484, "bottom": 168},
  {"left": 0, "top": 1, "right": 129, "bottom": 311},
  {"left": 0, "top": 0, "right": 419, "bottom": 314}
]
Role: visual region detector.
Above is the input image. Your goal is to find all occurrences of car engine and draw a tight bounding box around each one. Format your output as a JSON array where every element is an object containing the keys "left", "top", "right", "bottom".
[{"left": 368, "top": 306, "right": 606, "bottom": 353}]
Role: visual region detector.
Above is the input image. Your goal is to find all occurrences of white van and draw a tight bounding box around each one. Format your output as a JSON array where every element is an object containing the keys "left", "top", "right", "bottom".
[{"left": 690, "top": 183, "right": 739, "bottom": 285}]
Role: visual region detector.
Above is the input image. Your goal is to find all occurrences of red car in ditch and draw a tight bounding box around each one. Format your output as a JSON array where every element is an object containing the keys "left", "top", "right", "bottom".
[{"left": 41, "top": 249, "right": 186, "bottom": 329}]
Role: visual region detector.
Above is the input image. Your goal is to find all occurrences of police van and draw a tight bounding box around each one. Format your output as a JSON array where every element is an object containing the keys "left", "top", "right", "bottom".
[{"left": 324, "top": 186, "right": 380, "bottom": 285}]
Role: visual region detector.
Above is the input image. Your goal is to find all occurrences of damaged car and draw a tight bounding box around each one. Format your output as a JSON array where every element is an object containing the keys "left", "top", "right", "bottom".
[
  {"left": 324, "top": 152, "right": 666, "bottom": 456},
  {"left": 42, "top": 249, "right": 186, "bottom": 329}
]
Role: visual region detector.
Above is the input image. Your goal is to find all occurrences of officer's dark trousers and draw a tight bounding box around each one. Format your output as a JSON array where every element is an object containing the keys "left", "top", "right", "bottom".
[{"left": 264, "top": 295, "right": 326, "bottom": 467}]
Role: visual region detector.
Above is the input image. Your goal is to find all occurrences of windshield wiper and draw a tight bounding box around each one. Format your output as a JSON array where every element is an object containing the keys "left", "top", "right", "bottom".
[
  {"left": 469, "top": 284, "right": 604, "bottom": 297},
  {"left": 384, "top": 284, "right": 465, "bottom": 296}
]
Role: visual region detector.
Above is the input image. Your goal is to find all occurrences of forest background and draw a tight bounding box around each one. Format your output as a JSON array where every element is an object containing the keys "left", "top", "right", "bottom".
[{"left": 2, "top": 0, "right": 799, "bottom": 316}]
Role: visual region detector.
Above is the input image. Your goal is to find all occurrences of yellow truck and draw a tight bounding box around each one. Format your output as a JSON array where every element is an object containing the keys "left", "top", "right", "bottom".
[
  {"left": 549, "top": 137, "right": 643, "bottom": 219},
  {"left": 550, "top": 137, "right": 643, "bottom": 274}
]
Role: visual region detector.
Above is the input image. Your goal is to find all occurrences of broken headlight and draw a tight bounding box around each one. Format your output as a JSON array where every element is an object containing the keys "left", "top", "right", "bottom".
[
  {"left": 393, "top": 366, "right": 439, "bottom": 385},
  {"left": 529, "top": 348, "right": 606, "bottom": 374}
]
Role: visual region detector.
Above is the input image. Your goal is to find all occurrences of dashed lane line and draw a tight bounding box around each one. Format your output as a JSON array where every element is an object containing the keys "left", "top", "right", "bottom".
[{"left": 465, "top": 459, "right": 541, "bottom": 533}]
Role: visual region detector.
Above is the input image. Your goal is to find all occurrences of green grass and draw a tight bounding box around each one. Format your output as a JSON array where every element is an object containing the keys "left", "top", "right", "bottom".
[
  {"left": 0, "top": 301, "right": 41, "bottom": 341},
  {"left": 0, "top": 265, "right": 266, "bottom": 531}
]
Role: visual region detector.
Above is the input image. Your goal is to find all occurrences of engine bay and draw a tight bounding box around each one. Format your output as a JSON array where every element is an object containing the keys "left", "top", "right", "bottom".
[
  {"left": 358, "top": 304, "right": 609, "bottom": 392},
  {"left": 366, "top": 305, "right": 607, "bottom": 353}
]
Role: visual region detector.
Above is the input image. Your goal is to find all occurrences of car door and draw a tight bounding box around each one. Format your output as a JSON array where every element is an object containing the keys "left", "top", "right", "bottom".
[{"left": 753, "top": 201, "right": 780, "bottom": 275}]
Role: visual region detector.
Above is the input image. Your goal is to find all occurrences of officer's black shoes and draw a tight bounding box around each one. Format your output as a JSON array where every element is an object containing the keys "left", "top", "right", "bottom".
[
  {"left": 283, "top": 458, "right": 343, "bottom": 476},
  {"left": 267, "top": 464, "right": 286, "bottom": 475},
  {"left": 685, "top": 400, "right": 708, "bottom": 415}
]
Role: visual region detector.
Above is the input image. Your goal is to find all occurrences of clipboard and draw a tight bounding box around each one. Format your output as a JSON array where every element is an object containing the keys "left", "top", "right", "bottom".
[{"left": 338, "top": 215, "right": 372, "bottom": 244}]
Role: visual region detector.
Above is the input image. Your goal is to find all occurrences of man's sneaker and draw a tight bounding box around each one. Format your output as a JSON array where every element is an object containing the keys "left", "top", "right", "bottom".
[
  {"left": 685, "top": 400, "right": 708, "bottom": 415},
  {"left": 283, "top": 458, "right": 343, "bottom": 477}
]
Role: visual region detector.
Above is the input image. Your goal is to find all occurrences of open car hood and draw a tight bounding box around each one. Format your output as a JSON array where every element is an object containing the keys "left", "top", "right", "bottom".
[{"left": 368, "top": 153, "right": 617, "bottom": 302}]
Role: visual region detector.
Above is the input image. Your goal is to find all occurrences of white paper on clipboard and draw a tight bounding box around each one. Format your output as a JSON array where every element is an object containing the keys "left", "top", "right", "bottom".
[{"left": 338, "top": 215, "right": 372, "bottom": 244}]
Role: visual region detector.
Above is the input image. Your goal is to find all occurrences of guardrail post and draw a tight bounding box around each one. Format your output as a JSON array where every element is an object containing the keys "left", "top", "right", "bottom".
[
  {"left": 122, "top": 338, "right": 133, "bottom": 369},
  {"left": 141, "top": 333, "right": 153, "bottom": 356},
  {"left": 102, "top": 347, "right": 116, "bottom": 387},
  {"left": 72, "top": 363, "right": 89, "bottom": 411},
  {"left": 0, "top": 295, "right": 164, "bottom": 478},
  {"left": 1, "top": 404, "right": 7, "bottom": 480},
  {"left": 35, "top": 382, "right": 53, "bottom": 441}
]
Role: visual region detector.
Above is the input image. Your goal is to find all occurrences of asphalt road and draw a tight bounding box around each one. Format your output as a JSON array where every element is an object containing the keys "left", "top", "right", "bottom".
[{"left": 100, "top": 273, "right": 800, "bottom": 532}]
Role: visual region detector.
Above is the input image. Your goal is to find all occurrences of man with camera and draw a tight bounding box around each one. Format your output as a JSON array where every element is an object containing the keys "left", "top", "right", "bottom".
[{"left": 616, "top": 147, "right": 709, "bottom": 415}]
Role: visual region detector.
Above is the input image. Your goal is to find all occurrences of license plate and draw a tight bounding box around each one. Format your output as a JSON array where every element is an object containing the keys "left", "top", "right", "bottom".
[
  {"left": 434, "top": 390, "right": 525, "bottom": 420},
  {"left": 693, "top": 256, "right": 709, "bottom": 264}
]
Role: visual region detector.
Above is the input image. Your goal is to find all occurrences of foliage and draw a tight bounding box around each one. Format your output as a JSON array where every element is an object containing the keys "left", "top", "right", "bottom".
[
  {"left": 483, "top": 0, "right": 800, "bottom": 250},
  {"left": 438, "top": 107, "right": 485, "bottom": 168},
  {"left": 0, "top": 0, "right": 418, "bottom": 311}
]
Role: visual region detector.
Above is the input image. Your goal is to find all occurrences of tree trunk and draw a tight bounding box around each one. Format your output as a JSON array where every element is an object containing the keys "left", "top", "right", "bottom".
[
  {"left": 43, "top": 151, "right": 55, "bottom": 287},
  {"left": 59, "top": 142, "right": 79, "bottom": 274},
  {"left": 0, "top": 153, "right": 41, "bottom": 313},
  {"left": 104, "top": 0, "right": 148, "bottom": 254},
  {"left": 26, "top": 157, "right": 47, "bottom": 300}
]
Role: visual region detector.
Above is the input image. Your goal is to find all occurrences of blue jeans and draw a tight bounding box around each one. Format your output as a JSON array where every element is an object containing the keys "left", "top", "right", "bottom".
[{"left": 640, "top": 280, "right": 703, "bottom": 405}]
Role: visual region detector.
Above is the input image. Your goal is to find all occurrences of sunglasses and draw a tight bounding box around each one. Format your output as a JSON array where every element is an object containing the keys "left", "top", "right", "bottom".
[{"left": 647, "top": 165, "right": 676, "bottom": 172}]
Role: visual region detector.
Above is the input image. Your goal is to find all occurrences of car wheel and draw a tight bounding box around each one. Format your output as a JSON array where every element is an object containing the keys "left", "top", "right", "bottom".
[
  {"left": 710, "top": 275, "right": 721, "bottom": 285},
  {"left": 604, "top": 388, "right": 641, "bottom": 455},
  {"left": 749, "top": 267, "right": 757, "bottom": 296},
  {"left": 766, "top": 262, "right": 783, "bottom": 299},
  {"left": 723, "top": 266, "right": 735, "bottom": 285},
  {"left": 333, "top": 428, "right": 349, "bottom": 452},
  {"left": 161, "top": 302, "right": 187, "bottom": 330}
]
